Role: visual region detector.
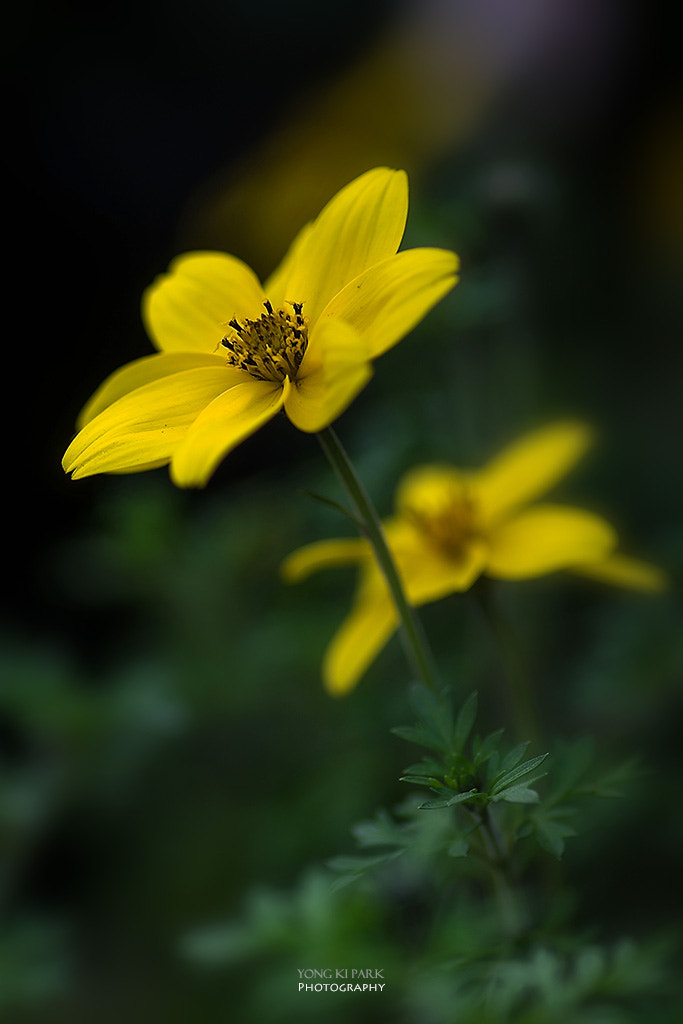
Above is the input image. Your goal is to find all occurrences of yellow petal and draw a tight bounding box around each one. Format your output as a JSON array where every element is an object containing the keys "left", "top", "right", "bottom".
[
  {"left": 63, "top": 367, "right": 234, "bottom": 479},
  {"left": 572, "top": 553, "right": 668, "bottom": 592},
  {"left": 282, "top": 167, "right": 408, "bottom": 327},
  {"left": 323, "top": 594, "right": 398, "bottom": 696},
  {"left": 263, "top": 221, "right": 314, "bottom": 309},
  {"left": 170, "top": 378, "right": 287, "bottom": 488},
  {"left": 380, "top": 518, "right": 487, "bottom": 603},
  {"left": 394, "top": 465, "right": 469, "bottom": 519},
  {"left": 486, "top": 504, "right": 617, "bottom": 579},
  {"left": 318, "top": 248, "right": 459, "bottom": 358},
  {"left": 142, "top": 251, "right": 265, "bottom": 354},
  {"left": 284, "top": 318, "right": 372, "bottom": 432},
  {"left": 402, "top": 541, "right": 488, "bottom": 604},
  {"left": 77, "top": 352, "right": 226, "bottom": 428},
  {"left": 472, "top": 421, "right": 594, "bottom": 523},
  {"left": 281, "top": 537, "right": 370, "bottom": 582}
]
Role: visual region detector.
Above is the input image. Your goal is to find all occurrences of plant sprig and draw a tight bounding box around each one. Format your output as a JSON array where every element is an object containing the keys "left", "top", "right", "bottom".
[{"left": 394, "top": 687, "right": 549, "bottom": 811}]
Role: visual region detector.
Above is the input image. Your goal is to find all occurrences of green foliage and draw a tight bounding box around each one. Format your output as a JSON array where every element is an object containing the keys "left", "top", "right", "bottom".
[
  {"left": 395, "top": 687, "right": 551, "bottom": 855},
  {"left": 326, "top": 687, "right": 644, "bottom": 903},
  {"left": 179, "top": 856, "right": 678, "bottom": 1024},
  {"left": 174, "top": 687, "right": 681, "bottom": 1023},
  {"left": 0, "top": 921, "right": 70, "bottom": 1013}
]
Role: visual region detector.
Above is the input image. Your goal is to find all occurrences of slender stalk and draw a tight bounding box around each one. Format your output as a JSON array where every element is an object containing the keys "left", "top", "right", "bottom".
[
  {"left": 317, "top": 426, "right": 440, "bottom": 694},
  {"left": 465, "top": 805, "right": 525, "bottom": 938},
  {"left": 471, "top": 577, "right": 540, "bottom": 745}
]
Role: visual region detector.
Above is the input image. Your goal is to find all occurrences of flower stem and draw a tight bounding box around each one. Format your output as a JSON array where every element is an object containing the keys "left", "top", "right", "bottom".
[
  {"left": 471, "top": 577, "right": 540, "bottom": 746},
  {"left": 317, "top": 426, "right": 440, "bottom": 694}
]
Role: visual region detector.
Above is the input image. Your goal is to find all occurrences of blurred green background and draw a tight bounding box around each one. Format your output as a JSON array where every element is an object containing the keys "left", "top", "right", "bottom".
[{"left": 5, "top": 0, "right": 682, "bottom": 1020}]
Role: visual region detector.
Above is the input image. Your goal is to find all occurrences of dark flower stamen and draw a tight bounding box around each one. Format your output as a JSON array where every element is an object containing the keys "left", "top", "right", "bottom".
[{"left": 221, "top": 301, "right": 309, "bottom": 383}]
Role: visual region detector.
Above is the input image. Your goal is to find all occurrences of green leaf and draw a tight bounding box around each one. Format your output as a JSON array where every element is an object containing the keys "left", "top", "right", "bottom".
[
  {"left": 447, "top": 838, "right": 470, "bottom": 857},
  {"left": 501, "top": 741, "right": 530, "bottom": 773},
  {"left": 472, "top": 729, "right": 505, "bottom": 769},
  {"left": 297, "top": 489, "right": 361, "bottom": 526},
  {"left": 327, "top": 849, "right": 404, "bottom": 888},
  {"left": 486, "top": 750, "right": 501, "bottom": 785},
  {"left": 419, "top": 787, "right": 479, "bottom": 810},
  {"left": 408, "top": 683, "right": 454, "bottom": 752},
  {"left": 401, "top": 758, "right": 443, "bottom": 776},
  {"left": 577, "top": 757, "right": 641, "bottom": 799},
  {"left": 453, "top": 691, "right": 478, "bottom": 753},
  {"left": 391, "top": 724, "right": 447, "bottom": 754},
  {"left": 532, "top": 813, "right": 578, "bottom": 859},
  {"left": 351, "top": 810, "right": 407, "bottom": 848},
  {"left": 491, "top": 753, "right": 549, "bottom": 795},
  {"left": 398, "top": 774, "right": 446, "bottom": 791},
  {"left": 493, "top": 784, "right": 540, "bottom": 804}
]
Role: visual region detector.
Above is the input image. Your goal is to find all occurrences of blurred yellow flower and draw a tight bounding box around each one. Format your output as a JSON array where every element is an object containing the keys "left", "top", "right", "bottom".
[
  {"left": 63, "top": 168, "right": 458, "bottom": 487},
  {"left": 283, "top": 422, "right": 667, "bottom": 696}
]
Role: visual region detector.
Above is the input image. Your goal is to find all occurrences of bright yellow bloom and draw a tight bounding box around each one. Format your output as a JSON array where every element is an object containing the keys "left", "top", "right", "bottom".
[
  {"left": 63, "top": 168, "right": 458, "bottom": 487},
  {"left": 282, "top": 422, "right": 667, "bottom": 696}
]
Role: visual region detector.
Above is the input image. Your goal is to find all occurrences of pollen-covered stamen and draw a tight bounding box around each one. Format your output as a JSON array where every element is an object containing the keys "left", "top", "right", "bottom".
[{"left": 221, "top": 301, "right": 309, "bottom": 383}]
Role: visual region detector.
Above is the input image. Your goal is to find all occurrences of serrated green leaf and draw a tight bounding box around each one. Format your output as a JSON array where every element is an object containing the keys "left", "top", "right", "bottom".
[
  {"left": 491, "top": 753, "right": 549, "bottom": 795},
  {"left": 419, "top": 787, "right": 479, "bottom": 810},
  {"left": 453, "top": 691, "right": 478, "bottom": 753},
  {"left": 493, "top": 769, "right": 549, "bottom": 800}
]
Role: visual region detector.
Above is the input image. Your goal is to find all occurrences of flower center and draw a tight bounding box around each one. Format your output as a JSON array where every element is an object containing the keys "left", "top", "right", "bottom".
[
  {"left": 221, "top": 300, "right": 308, "bottom": 383},
  {"left": 404, "top": 485, "right": 479, "bottom": 561}
]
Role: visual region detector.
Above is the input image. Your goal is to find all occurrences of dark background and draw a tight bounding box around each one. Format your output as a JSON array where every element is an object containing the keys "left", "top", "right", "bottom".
[{"left": 3, "top": 1, "right": 682, "bottom": 1020}]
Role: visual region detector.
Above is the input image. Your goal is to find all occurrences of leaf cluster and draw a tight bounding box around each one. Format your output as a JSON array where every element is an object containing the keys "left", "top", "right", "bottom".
[
  {"left": 395, "top": 686, "right": 549, "bottom": 810},
  {"left": 327, "top": 686, "right": 641, "bottom": 894}
]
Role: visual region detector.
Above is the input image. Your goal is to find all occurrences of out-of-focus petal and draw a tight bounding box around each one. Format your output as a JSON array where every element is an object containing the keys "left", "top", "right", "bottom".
[
  {"left": 394, "top": 465, "right": 469, "bottom": 518},
  {"left": 170, "top": 378, "right": 286, "bottom": 488},
  {"left": 472, "top": 422, "right": 594, "bottom": 524},
  {"left": 77, "top": 352, "right": 226, "bottom": 428},
  {"left": 380, "top": 518, "right": 486, "bottom": 603},
  {"left": 281, "top": 537, "right": 370, "bottom": 582},
  {"left": 323, "top": 594, "right": 398, "bottom": 697},
  {"left": 142, "top": 251, "right": 265, "bottom": 353},
  {"left": 572, "top": 553, "right": 668, "bottom": 592},
  {"left": 486, "top": 504, "right": 616, "bottom": 579},
  {"left": 63, "top": 367, "right": 234, "bottom": 479},
  {"left": 284, "top": 319, "right": 372, "bottom": 433},
  {"left": 318, "top": 248, "right": 458, "bottom": 358},
  {"left": 283, "top": 168, "right": 408, "bottom": 327}
]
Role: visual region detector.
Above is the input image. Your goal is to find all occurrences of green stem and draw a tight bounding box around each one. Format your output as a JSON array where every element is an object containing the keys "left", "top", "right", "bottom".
[
  {"left": 317, "top": 426, "right": 440, "bottom": 694},
  {"left": 472, "top": 577, "right": 540, "bottom": 746},
  {"left": 465, "top": 805, "right": 525, "bottom": 938}
]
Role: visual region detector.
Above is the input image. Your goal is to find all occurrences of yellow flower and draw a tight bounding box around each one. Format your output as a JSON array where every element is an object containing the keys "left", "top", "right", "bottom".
[
  {"left": 282, "top": 422, "right": 667, "bottom": 696},
  {"left": 63, "top": 168, "right": 458, "bottom": 487}
]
